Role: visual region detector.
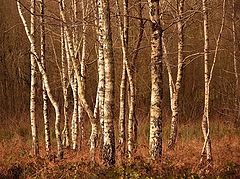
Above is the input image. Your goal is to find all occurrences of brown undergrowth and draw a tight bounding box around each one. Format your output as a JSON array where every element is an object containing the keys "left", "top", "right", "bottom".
[{"left": 0, "top": 116, "right": 239, "bottom": 178}]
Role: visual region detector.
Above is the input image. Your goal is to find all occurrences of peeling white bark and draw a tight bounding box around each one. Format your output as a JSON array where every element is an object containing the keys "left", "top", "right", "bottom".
[
  {"left": 17, "top": 0, "right": 63, "bottom": 159},
  {"left": 100, "top": 0, "right": 116, "bottom": 166},
  {"left": 40, "top": 0, "right": 51, "bottom": 157},
  {"left": 200, "top": 0, "right": 212, "bottom": 165},
  {"left": 30, "top": 0, "right": 39, "bottom": 158},
  {"left": 61, "top": 23, "right": 70, "bottom": 148},
  {"left": 168, "top": 0, "right": 185, "bottom": 149},
  {"left": 59, "top": 0, "right": 98, "bottom": 162},
  {"left": 148, "top": 0, "right": 163, "bottom": 161}
]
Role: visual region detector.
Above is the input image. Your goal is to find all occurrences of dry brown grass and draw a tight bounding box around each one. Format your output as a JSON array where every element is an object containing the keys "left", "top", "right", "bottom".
[{"left": 0, "top": 115, "right": 239, "bottom": 178}]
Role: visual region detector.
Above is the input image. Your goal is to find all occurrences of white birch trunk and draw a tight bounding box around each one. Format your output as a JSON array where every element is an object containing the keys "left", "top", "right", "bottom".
[
  {"left": 116, "top": 0, "right": 135, "bottom": 159},
  {"left": 71, "top": 0, "right": 79, "bottom": 151},
  {"left": 30, "top": 0, "right": 39, "bottom": 158},
  {"left": 168, "top": 0, "right": 185, "bottom": 149},
  {"left": 201, "top": 0, "right": 226, "bottom": 166},
  {"left": 96, "top": 0, "right": 105, "bottom": 157},
  {"left": 148, "top": 0, "right": 163, "bottom": 161},
  {"left": 61, "top": 23, "right": 70, "bottom": 148},
  {"left": 17, "top": 1, "right": 63, "bottom": 159},
  {"left": 59, "top": 0, "right": 98, "bottom": 162},
  {"left": 100, "top": 0, "right": 116, "bottom": 166},
  {"left": 40, "top": 0, "right": 51, "bottom": 156},
  {"left": 79, "top": 0, "right": 87, "bottom": 149},
  {"left": 116, "top": 0, "right": 127, "bottom": 160},
  {"left": 71, "top": 76, "right": 78, "bottom": 150},
  {"left": 201, "top": 0, "right": 212, "bottom": 165},
  {"left": 119, "top": 64, "right": 127, "bottom": 160}
]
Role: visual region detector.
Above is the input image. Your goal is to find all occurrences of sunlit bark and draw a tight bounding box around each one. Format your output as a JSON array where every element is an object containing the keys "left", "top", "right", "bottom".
[
  {"left": 100, "top": 0, "right": 116, "bottom": 166},
  {"left": 17, "top": 0, "right": 63, "bottom": 159},
  {"left": 200, "top": 0, "right": 212, "bottom": 165},
  {"left": 40, "top": 0, "right": 51, "bottom": 157},
  {"left": 59, "top": 0, "right": 98, "bottom": 162},
  {"left": 30, "top": 0, "right": 39, "bottom": 158},
  {"left": 168, "top": 0, "right": 185, "bottom": 149},
  {"left": 61, "top": 22, "right": 70, "bottom": 148},
  {"left": 148, "top": 0, "right": 163, "bottom": 161},
  {"left": 95, "top": 0, "right": 105, "bottom": 157},
  {"left": 71, "top": 0, "right": 79, "bottom": 151}
]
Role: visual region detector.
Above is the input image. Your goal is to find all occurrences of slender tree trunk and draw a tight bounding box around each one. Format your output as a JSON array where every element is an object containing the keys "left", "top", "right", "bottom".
[
  {"left": 148, "top": 0, "right": 163, "bottom": 161},
  {"left": 40, "top": 0, "right": 51, "bottom": 157},
  {"left": 17, "top": 1, "right": 63, "bottom": 159},
  {"left": 200, "top": 0, "right": 212, "bottom": 165},
  {"left": 30, "top": 0, "right": 39, "bottom": 158},
  {"left": 96, "top": 0, "right": 105, "bottom": 158},
  {"left": 122, "top": 0, "right": 135, "bottom": 159},
  {"left": 116, "top": 0, "right": 127, "bottom": 161},
  {"left": 119, "top": 64, "right": 127, "bottom": 160},
  {"left": 168, "top": 0, "right": 185, "bottom": 149},
  {"left": 71, "top": 76, "right": 78, "bottom": 150},
  {"left": 100, "top": 0, "right": 116, "bottom": 166},
  {"left": 71, "top": 0, "right": 79, "bottom": 151},
  {"left": 116, "top": 0, "right": 135, "bottom": 159},
  {"left": 201, "top": 0, "right": 226, "bottom": 166},
  {"left": 59, "top": 0, "right": 98, "bottom": 162},
  {"left": 79, "top": 0, "right": 87, "bottom": 149},
  {"left": 61, "top": 23, "right": 70, "bottom": 148}
]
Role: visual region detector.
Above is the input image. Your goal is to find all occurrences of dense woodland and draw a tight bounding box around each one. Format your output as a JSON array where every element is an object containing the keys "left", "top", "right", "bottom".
[{"left": 0, "top": 0, "right": 240, "bottom": 178}]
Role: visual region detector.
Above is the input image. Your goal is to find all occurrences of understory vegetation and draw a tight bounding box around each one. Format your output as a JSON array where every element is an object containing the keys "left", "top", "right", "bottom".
[{"left": 0, "top": 114, "right": 239, "bottom": 178}]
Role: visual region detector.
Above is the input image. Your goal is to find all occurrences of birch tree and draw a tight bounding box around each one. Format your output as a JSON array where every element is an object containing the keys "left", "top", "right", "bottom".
[
  {"left": 200, "top": 0, "right": 226, "bottom": 166},
  {"left": 79, "top": 0, "right": 87, "bottom": 148},
  {"left": 148, "top": 0, "right": 163, "bottom": 161},
  {"left": 100, "top": 0, "right": 116, "bottom": 166},
  {"left": 40, "top": 0, "right": 51, "bottom": 157},
  {"left": 61, "top": 21, "right": 70, "bottom": 148},
  {"left": 116, "top": 0, "right": 136, "bottom": 159},
  {"left": 71, "top": 76, "right": 78, "bottom": 150},
  {"left": 116, "top": 0, "right": 128, "bottom": 160},
  {"left": 167, "top": 0, "right": 185, "bottom": 149},
  {"left": 17, "top": 0, "right": 63, "bottom": 159},
  {"left": 95, "top": 0, "right": 105, "bottom": 156},
  {"left": 200, "top": 0, "right": 213, "bottom": 166},
  {"left": 59, "top": 0, "right": 98, "bottom": 162},
  {"left": 29, "top": 0, "right": 39, "bottom": 158},
  {"left": 71, "top": 0, "right": 79, "bottom": 151}
]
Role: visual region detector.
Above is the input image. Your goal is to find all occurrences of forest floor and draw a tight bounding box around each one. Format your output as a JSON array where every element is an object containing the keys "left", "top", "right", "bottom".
[{"left": 0, "top": 115, "right": 240, "bottom": 178}]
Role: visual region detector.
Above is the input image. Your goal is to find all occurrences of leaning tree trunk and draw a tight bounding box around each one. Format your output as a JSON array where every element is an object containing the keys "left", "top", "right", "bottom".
[
  {"left": 148, "top": 0, "right": 163, "bottom": 161},
  {"left": 40, "top": 0, "right": 51, "bottom": 157},
  {"left": 79, "top": 0, "right": 87, "bottom": 148},
  {"left": 71, "top": 76, "right": 78, "bottom": 150},
  {"left": 17, "top": 0, "right": 63, "bottom": 159},
  {"left": 30, "top": 0, "right": 39, "bottom": 158},
  {"left": 116, "top": 0, "right": 128, "bottom": 160},
  {"left": 59, "top": 0, "right": 98, "bottom": 162},
  {"left": 100, "top": 0, "right": 116, "bottom": 166},
  {"left": 61, "top": 22, "right": 70, "bottom": 148},
  {"left": 200, "top": 0, "right": 212, "bottom": 165},
  {"left": 71, "top": 0, "right": 79, "bottom": 151},
  {"left": 119, "top": 63, "right": 127, "bottom": 160},
  {"left": 168, "top": 0, "right": 185, "bottom": 149}
]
